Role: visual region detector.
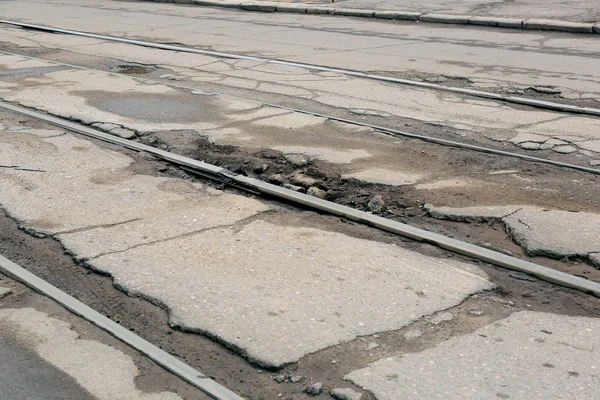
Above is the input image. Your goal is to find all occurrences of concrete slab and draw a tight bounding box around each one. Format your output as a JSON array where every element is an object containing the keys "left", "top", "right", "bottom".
[
  {"left": 3, "top": 0, "right": 600, "bottom": 101},
  {"left": 0, "top": 307, "right": 182, "bottom": 400},
  {"left": 347, "top": 311, "right": 600, "bottom": 400},
  {"left": 91, "top": 220, "right": 492, "bottom": 367},
  {"left": 426, "top": 205, "right": 600, "bottom": 259},
  {"left": 0, "top": 131, "right": 267, "bottom": 236}
]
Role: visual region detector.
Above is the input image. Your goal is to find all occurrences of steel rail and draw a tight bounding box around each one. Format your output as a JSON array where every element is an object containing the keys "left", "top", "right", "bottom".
[
  {"left": 1, "top": 49, "right": 599, "bottom": 176},
  {"left": 1, "top": 19, "right": 600, "bottom": 118},
  {"left": 0, "top": 255, "right": 245, "bottom": 400},
  {"left": 1, "top": 100, "right": 598, "bottom": 298}
]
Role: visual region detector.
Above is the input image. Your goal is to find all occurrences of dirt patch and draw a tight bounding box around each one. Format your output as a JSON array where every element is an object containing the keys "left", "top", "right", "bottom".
[
  {"left": 2, "top": 112, "right": 599, "bottom": 400},
  {"left": 2, "top": 206, "right": 600, "bottom": 400},
  {"left": 142, "top": 130, "right": 600, "bottom": 278}
]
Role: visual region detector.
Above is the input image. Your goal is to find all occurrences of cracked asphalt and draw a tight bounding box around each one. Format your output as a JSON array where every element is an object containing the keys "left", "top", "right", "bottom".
[{"left": 1, "top": 1, "right": 600, "bottom": 399}]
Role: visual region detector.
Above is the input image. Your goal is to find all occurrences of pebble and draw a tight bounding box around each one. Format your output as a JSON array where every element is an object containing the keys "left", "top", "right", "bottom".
[
  {"left": 0, "top": 287, "right": 12, "bottom": 299},
  {"left": 293, "top": 174, "right": 318, "bottom": 188},
  {"left": 284, "top": 153, "right": 308, "bottom": 167},
  {"left": 307, "top": 186, "right": 327, "bottom": 199},
  {"left": 469, "top": 310, "right": 484, "bottom": 316},
  {"left": 274, "top": 374, "right": 286, "bottom": 383},
  {"left": 430, "top": 311, "right": 454, "bottom": 324},
  {"left": 366, "top": 342, "right": 379, "bottom": 350},
  {"left": 289, "top": 375, "right": 303, "bottom": 383},
  {"left": 404, "top": 329, "right": 423, "bottom": 339},
  {"left": 283, "top": 183, "right": 305, "bottom": 192},
  {"left": 305, "top": 166, "right": 327, "bottom": 179},
  {"left": 367, "top": 195, "right": 386, "bottom": 213},
  {"left": 331, "top": 388, "right": 362, "bottom": 400},
  {"left": 519, "top": 141, "right": 541, "bottom": 150},
  {"left": 304, "top": 382, "right": 323, "bottom": 396},
  {"left": 267, "top": 174, "right": 284, "bottom": 184},
  {"left": 253, "top": 163, "right": 269, "bottom": 173}
]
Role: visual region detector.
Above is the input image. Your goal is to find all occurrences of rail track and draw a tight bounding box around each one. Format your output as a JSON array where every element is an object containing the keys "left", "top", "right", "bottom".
[
  {"left": 1, "top": 10, "right": 600, "bottom": 399},
  {"left": 2, "top": 19, "right": 600, "bottom": 118},
  {"left": 1, "top": 100, "right": 598, "bottom": 297},
  {"left": 0, "top": 254, "right": 243, "bottom": 400},
  {"left": 1, "top": 48, "right": 598, "bottom": 176}
]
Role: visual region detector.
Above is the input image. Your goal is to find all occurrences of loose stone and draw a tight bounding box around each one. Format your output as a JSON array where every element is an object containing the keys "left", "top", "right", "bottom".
[
  {"left": 284, "top": 153, "right": 308, "bottom": 167},
  {"left": 283, "top": 183, "right": 305, "bottom": 192},
  {"left": 366, "top": 342, "right": 379, "bottom": 350},
  {"left": 304, "top": 382, "right": 323, "bottom": 396},
  {"left": 293, "top": 174, "right": 319, "bottom": 188},
  {"left": 307, "top": 186, "right": 327, "bottom": 199},
  {"left": 267, "top": 173, "right": 284, "bottom": 184},
  {"left": 367, "top": 195, "right": 386, "bottom": 213},
  {"left": 331, "top": 388, "right": 362, "bottom": 400}
]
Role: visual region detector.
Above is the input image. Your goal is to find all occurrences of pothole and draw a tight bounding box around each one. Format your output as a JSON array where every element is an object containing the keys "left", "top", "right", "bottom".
[{"left": 111, "top": 64, "right": 155, "bottom": 75}]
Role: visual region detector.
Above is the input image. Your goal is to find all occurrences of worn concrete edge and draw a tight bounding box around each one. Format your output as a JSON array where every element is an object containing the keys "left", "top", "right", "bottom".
[
  {"left": 1, "top": 101, "right": 598, "bottom": 298},
  {"left": 3, "top": 21, "right": 600, "bottom": 119},
  {"left": 139, "top": 0, "right": 600, "bottom": 35},
  {"left": 0, "top": 255, "right": 245, "bottom": 400},
  {"left": 2, "top": 49, "right": 599, "bottom": 179}
]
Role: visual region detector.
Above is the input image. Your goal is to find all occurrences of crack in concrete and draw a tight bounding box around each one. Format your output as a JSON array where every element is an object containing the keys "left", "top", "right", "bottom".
[
  {"left": 54, "top": 218, "right": 144, "bottom": 236},
  {"left": 86, "top": 211, "right": 271, "bottom": 261}
]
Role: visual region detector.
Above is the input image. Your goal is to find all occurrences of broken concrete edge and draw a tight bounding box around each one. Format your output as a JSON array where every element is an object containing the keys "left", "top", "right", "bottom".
[
  {"left": 0, "top": 254, "right": 245, "bottom": 400},
  {"left": 2, "top": 100, "right": 599, "bottom": 299},
  {"left": 4, "top": 24, "right": 600, "bottom": 121},
  {"left": 424, "top": 204, "right": 600, "bottom": 268},
  {"left": 139, "top": 0, "right": 600, "bottom": 35}
]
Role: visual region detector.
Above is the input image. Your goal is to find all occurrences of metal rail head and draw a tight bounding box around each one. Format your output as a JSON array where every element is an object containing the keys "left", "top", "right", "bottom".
[
  {"left": 0, "top": 254, "right": 245, "bottom": 400},
  {"left": 1, "top": 19, "right": 600, "bottom": 118},
  {"left": 1, "top": 100, "right": 598, "bottom": 298},
  {"left": 0, "top": 49, "right": 598, "bottom": 176}
]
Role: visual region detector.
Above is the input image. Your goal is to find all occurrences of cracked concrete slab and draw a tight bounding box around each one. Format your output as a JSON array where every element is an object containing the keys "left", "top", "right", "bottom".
[
  {"left": 3, "top": 32, "right": 600, "bottom": 166},
  {"left": 2, "top": 115, "right": 492, "bottom": 368},
  {"left": 90, "top": 219, "right": 492, "bottom": 367},
  {"left": 347, "top": 311, "right": 600, "bottom": 400},
  {"left": 426, "top": 205, "right": 600, "bottom": 260},
  {"left": 3, "top": 0, "right": 600, "bottom": 100},
  {"left": 0, "top": 130, "right": 267, "bottom": 237},
  {"left": 0, "top": 307, "right": 182, "bottom": 400}
]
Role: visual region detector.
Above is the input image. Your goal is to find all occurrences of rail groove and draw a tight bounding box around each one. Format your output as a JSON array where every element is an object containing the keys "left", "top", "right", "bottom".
[
  {"left": 0, "top": 254, "right": 245, "bottom": 400},
  {"left": 0, "top": 49, "right": 598, "bottom": 176},
  {"left": 1, "top": 100, "right": 598, "bottom": 298},
  {"left": 1, "top": 19, "right": 600, "bottom": 118}
]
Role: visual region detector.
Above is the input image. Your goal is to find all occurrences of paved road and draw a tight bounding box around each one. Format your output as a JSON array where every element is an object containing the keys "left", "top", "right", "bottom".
[
  {"left": 281, "top": 0, "right": 600, "bottom": 22},
  {"left": 1, "top": 1, "right": 600, "bottom": 398},
  {"left": 1, "top": 0, "right": 599, "bottom": 98}
]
